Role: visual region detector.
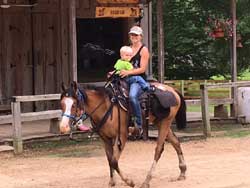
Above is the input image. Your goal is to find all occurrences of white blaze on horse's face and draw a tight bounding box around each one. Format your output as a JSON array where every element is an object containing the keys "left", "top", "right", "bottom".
[{"left": 59, "top": 97, "right": 74, "bottom": 133}]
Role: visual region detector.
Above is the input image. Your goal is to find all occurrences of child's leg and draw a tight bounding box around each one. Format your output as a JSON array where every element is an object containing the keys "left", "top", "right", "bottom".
[
  {"left": 134, "top": 76, "right": 150, "bottom": 91},
  {"left": 126, "top": 76, "right": 138, "bottom": 86}
]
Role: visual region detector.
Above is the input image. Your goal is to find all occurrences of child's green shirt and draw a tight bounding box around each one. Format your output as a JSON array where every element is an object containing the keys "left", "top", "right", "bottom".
[{"left": 114, "top": 59, "right": 133, "bottom": 74}]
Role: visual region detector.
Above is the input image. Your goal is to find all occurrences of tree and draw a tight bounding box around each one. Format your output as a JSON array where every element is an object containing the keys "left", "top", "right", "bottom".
[{"left": 151, "top": 0, "right": 250, "bottom": 80}]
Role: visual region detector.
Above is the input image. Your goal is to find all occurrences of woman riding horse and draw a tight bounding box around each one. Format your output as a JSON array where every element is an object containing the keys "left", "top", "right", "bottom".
[{"left": 59, "top": 81, "right": 187, "bottom": 188}]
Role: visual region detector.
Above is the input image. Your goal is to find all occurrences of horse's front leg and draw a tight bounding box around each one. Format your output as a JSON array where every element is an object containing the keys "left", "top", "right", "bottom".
[
  {"left": 112, "top": 137, "right": 135, "bottom": 187},
  {"left": 104, "top": 140, "right": 116, "bottom": 187},
  {"left": 140, "top": 122, "right": 169, "bottom": 188},
  {"left": 105, "top": 137, "right": 135, "bottom": 187}
]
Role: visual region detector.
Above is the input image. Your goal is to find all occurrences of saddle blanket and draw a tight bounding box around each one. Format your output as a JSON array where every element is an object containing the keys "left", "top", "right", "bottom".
[{"left": 152, "top": 88, "right": 177, "bottom": 108}]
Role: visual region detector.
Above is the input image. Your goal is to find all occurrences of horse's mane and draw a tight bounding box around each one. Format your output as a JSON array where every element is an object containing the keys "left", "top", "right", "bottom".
[{"left": 79, "top": 84, "right": 113, "bottom": 100}]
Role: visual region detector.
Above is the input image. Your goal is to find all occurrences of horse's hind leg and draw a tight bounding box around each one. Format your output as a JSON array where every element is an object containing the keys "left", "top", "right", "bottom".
[
  {"left": 166, "top": 129, "right": 187, "bottom": 180},
  {"left": 141, "top": 121, "right": 170, "bottom": 188}
]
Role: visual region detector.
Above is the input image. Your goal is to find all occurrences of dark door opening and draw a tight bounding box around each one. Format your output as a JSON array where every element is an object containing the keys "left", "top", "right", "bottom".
[{"left": 77, "top": 18, "right": 125, "bottom": 83}]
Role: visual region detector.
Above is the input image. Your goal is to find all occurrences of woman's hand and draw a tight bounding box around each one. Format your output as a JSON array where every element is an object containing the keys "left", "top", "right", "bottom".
[
  {"left": 119, "top": 70, "right": 130, "bottom": 78},
  {"left": 107, "top": 70, "right": 115, "bottom": 78}
]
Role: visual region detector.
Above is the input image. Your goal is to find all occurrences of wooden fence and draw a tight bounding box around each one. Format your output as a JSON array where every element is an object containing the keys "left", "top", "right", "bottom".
[
  {"left": 165, "top": 80, "right": 231, "bottom": 99},
  {"left": 1, "top": 80, "right": 250, "bottom": 154},
  {"left": 0, "top": 94, "right": 61, "bottom": 154},
  {"left": 200, "top": 81, "right": 250, "bottom": 137}
]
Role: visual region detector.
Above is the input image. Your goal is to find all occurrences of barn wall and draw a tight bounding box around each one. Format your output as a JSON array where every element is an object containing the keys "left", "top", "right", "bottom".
[
  {"left": 59, "top": 0, "right": 70, "bottom": 86},
  {"left": 0, "top": 9, "right": 3, "bottom": 104},
  {"left": 0, "top": 7, "right": 33, "bottom": 111},
  {"left": 76, "top": 0, "right": 95, "bottom": 18},
  {"left": 0, "top": 0, "right": 142, "bottom": 110},
  {"left": 31, "top": 0, "right": 61, "bottom": 110},
  {"left": 0, "top": 0, "right": 65, "bottom": 111}
]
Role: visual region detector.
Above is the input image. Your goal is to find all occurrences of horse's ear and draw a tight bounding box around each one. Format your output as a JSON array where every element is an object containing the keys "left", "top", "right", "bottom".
[
  {"left": 61, "top": 82, "right": 66, "bottom": 92},
  {"left": 71, "top": 81, "right": 78, "bottom": 93}
]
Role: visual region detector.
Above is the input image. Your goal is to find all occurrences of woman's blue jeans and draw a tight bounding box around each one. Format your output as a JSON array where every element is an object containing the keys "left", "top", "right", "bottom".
[{"left": 129, "top": 82, "right": 143, "bottom": 128}]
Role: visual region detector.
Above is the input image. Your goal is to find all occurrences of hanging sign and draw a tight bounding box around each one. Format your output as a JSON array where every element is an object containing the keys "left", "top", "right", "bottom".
[
  {"left": 96, "top": 7, "right": 140, "bottom": 18},
  {"left": 97, "top": 0, "right": 139, "bottom": 3}
]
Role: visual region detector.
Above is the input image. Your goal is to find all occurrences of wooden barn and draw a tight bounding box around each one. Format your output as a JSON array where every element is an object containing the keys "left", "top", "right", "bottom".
[{"left": 0, "top": 0, "right": 152, "bottom": 111}]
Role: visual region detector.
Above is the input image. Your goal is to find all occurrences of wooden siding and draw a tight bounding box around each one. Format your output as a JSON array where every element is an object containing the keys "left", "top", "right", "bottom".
[
  {"left": 76, "top": 0, "right": 94, "bottom": 18},
  {"left": 59, "top": 0, "right": 70, "bottom": 85},
  {"left": 0, "top": 9, "right": 3, "bottom": 104},
  {"left": 0, "top": 0, "right": 135, "bottom": 111},
  {"left": 32, "top": 12, "right": 60, "bottom": 110},
  {"left": 0, "top": 8, "right": 33, "bottom": 111},
  {"left": 0, "top": 0, "right": 63, "bottom": 111}
]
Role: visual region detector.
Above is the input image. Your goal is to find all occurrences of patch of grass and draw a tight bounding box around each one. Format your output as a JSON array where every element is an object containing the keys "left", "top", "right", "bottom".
[
  {"left": 211, "top": 69, "right": 250, "bottom": 81},
  {"left": 210, "top": 75, "right": 226, "bottom": 80},
  {"left": 187, "top": 105, "right": 214, "bottom": 113},
  {"left": 224, "top": 129, "right": 250, "bottom": 138},
  {"left": 238, "top": 69, "right": 250, "bottom": 80}
]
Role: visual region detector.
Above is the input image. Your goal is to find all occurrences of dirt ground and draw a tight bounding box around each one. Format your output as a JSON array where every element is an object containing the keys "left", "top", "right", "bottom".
[{"left": 1, "top": 136, "right": 250, "bottom": 188}]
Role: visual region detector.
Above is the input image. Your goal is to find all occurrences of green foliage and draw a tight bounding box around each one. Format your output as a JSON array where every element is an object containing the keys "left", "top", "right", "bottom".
[
  {"left": 224, "top": 129, "right": 250, "bottom": 138},
  {"left": 152, "top": 0, "right": 250, "bottom": 79}
]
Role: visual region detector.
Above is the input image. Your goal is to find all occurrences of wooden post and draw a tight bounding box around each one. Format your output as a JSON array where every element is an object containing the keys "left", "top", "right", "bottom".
[
  {"left": 230, "top": 0, "right": 238, "bottom": 117},
  {"left": 180, "top": 80, "right": 184, "bottom": 96},
  {"left": 11, "top": 101, "right": 23, "bottom": 154},
  {"left": 157, "top": 0, "right": 165, "bottom": 83},
  {"left": 141, "top": 2, "right": 153, "bottom": 80},
  {"left": 69, "top": 0, "right": 77, "bottom": 82},
  {"left": 49, "top": 118, "right": 60, "bottom": 134},
  {"left": 200, "top": 84, "right": 211, "bottom": 137}
]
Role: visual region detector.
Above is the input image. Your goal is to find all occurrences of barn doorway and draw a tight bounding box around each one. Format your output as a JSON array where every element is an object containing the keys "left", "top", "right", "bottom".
[{"left": 77, "top": 18, "right": 126, "bottom": 83}]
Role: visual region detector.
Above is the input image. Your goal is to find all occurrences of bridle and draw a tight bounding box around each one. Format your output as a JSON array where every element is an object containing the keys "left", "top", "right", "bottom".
[
  {"left": 61, "top": 83, "right": 124, "bottom": 150},
  {"left": 61, "top": 89, "right": 88, "bottom": 123},
  {"left": 61, "top": 88, "right": 111, "bottom": 137}
]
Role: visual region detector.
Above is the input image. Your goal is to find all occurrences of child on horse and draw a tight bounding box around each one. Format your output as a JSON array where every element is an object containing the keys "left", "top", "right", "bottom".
[
  {"left": 108, "top": 45, "right": 154, "bottom": 136},
  {"left": 113, "top": 46, "right": 151, "bottom": 92}
]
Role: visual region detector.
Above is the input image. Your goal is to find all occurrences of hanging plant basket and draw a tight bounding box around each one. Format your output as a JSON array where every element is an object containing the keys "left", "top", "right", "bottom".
[
  {"left": 206, "top": 17, "right": 233, "bottom": 39},
  {"left": 213, "top": 28, "right": 224, "bottom": 38}
]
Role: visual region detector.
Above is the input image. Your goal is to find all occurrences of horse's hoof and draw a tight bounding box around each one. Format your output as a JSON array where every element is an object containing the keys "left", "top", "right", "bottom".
[
  {"left": 126, "top": 179, "right": 135, "bottom": 187},
  {"left": 109, "top": 179, "right": 116, "bottom": 187},
  {"left": 140, "top": 182, "right": 150, "bottom": 188},
  {"left": 177, "top": 175, "right": 186, "bottom": 181}
]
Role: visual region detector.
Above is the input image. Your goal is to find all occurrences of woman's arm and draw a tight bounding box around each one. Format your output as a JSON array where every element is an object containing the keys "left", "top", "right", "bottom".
[{"left": 119, "top": 47, "right": 150, "bottom": 77}]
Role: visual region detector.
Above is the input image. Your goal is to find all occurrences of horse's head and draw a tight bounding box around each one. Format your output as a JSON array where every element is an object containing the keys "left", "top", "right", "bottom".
[{"left": 59, "top": 81, "right": 86, "bottom": 133}]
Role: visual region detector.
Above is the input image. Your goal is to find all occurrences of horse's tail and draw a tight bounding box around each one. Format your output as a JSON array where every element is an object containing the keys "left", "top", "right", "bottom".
[{"left": 175, "top": 91, "right": 187, "bottom": 130}]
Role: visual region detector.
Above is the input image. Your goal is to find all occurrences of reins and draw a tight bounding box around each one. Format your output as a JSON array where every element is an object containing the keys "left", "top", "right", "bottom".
[
  {"left": 62, "top": 84, "right": 123, "bottom": 150},
  {"left": 68, "top": 95, "right": 108, "bottom": 140}
]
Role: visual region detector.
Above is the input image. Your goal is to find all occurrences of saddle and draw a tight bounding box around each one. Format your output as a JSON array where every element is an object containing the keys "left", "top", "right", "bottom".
[
  {"left": 105, "top": 75, "right": 129, "bottom": 111},
  {"left": 105, "top": 75, "right": 178, "bottom": 121}
]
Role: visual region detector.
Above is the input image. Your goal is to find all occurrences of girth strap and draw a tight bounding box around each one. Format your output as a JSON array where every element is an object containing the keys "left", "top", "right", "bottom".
[
  {"left": 91, "top": 99, "right": 115, "bottom": 132},
  {"left": 91, "top": 96, "right": 123, "bottom": 151}
]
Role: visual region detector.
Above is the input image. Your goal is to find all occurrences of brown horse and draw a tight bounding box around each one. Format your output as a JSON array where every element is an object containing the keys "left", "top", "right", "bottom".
[{"left": 59, "top": 81, "right": 187, "bottom": 188}]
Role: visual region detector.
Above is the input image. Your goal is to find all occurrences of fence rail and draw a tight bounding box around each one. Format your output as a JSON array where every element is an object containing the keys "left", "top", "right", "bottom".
[
  {"left": 3, "top": 94, "right": 61, "bottom": 154},
  {"left": 164, "top": 80, "right": 231, "bottom": 98},
  {"left": 200, "top": 81, "right": 250, "bottom": 137},
  {"left": 1, "top": 80, "right": 250, "bottom": 154}
]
